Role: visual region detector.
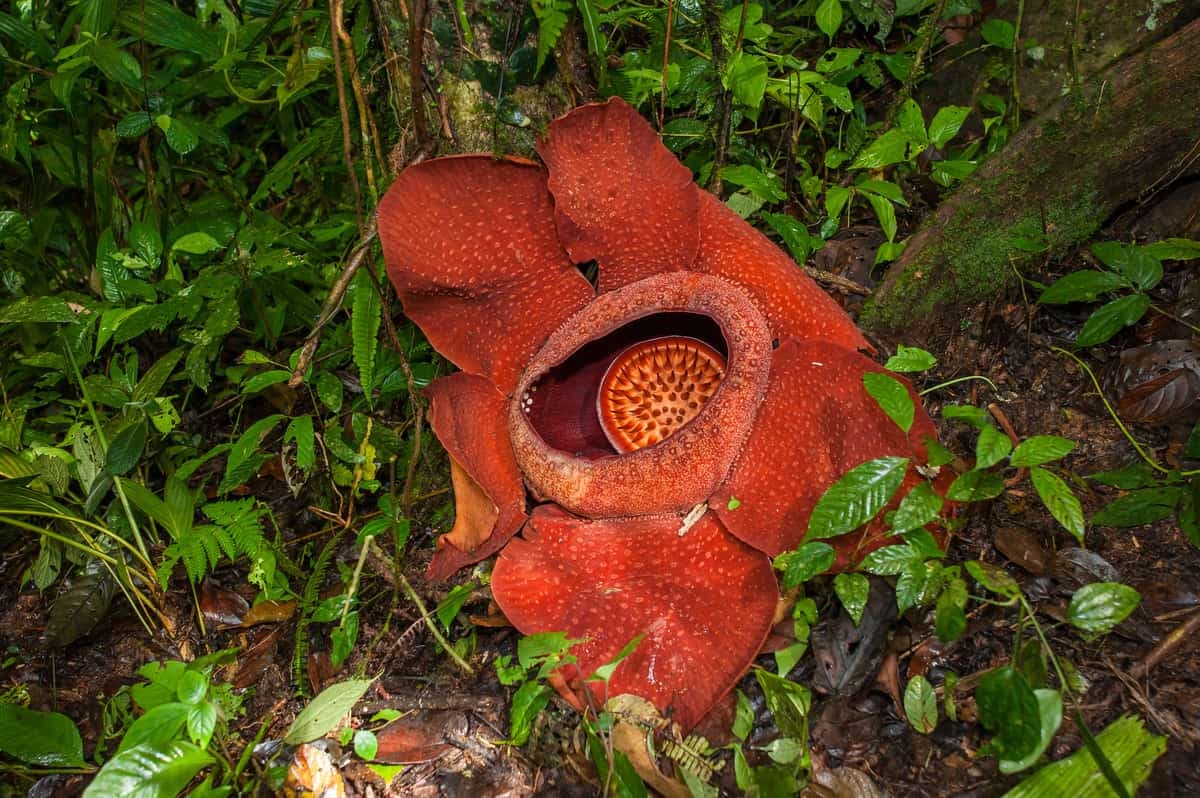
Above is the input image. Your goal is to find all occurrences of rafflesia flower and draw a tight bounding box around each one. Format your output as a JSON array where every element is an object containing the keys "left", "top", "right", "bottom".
[{"left": 378, "top": 98, "right": 944, "bottom": 732}]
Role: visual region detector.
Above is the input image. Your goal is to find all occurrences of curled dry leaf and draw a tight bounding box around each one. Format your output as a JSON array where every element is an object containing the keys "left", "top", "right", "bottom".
[{"left": 283, "top": 744, "right": 345, "bottom": 798}]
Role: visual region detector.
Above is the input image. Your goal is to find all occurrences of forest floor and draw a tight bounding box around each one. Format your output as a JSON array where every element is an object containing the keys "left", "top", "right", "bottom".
[{"left": 4, "top": 181, "right": 1200, "bottom": 798}]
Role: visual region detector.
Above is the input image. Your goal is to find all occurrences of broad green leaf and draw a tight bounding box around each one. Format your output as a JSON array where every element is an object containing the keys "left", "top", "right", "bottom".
[
  {"left": 354, "top": 729, "right": 379, "bottom": 761},
  {"left": 1091, "top": 242, "right": 1162, "bottom": 290},
  {"left": 725, "top": 52, "right": 768, "bottom": 114},
  {"left": 117, "top": 0, "right": 221, "bottom": 60},
  {"left": 774, "top": 542, "right": 836, "bottom": 589},
  {"left": 106, "top": 421, "right": 147, "bottom": 476},
  {"left": 285, "top": 415, "right": 315, "bottom": 471},
  {"left": 589, "top": 633, "right": 645, "bottom": 683},
  {"left": 851, "top": 128, "right": 910, "bottom": 169},
  {"left": 1010, "top": 436, "right": 1075, "bottom": 467},
  {"left": 0, "top": 296, "right": 81, "bottom": 323},
  {"left": 1030, "top": 466, "right": 1085, "bottom": 542},
  {"left": 131, "top": 349, "right": 182, "bottom": 404},
  {"left": 91, "top": 38, "right": 142, "bottom": 88},
  {"left": 863, "top": 191, "right": 897, "bottom": 241},
  {"left": 1088, "top": 461, "right": 1167, "bottom": 490},
  {"left": 284, "top": 678, "right": 373, "bottom": 744},
  {"left": 351, "top": 269, "right": 381, "bottom": 399},
  {"left": 1075, "top": 294, "right": 1150, "bottom": 348},
  {"left": 507, "top": 680, "right": 551, "bottom": 746},
  {"left": 171, "top": 232, "right": 220, "bottom": 255},
  {"left": 976, "top": 666, "right": 1041, "bottom": 760},
  {"left": 117, "top": 703, "right": 189, "bottom": 752},
  {"left": 754, "top": 668, "right": 811, "bottom": 739},
  {"left": 1002, "top": 715, "right": 1164, "bottom": 798},
  {"left": 1091, "top": 487, "right": 1181, "bottom": 527},
  {"left": 805, "top": 456, "right": 909, "bottom": 540},
  {"left": 999, "top": 689, "right": 1063, "bottom": 774},
  {"left": 863, "top": 372, "right": 914, "bottom": 432},
  {"left": 241, "top": 369, "right": 291, "bottom": 395},
  {"left": 825, "top": 184, "right": 852, "bottom": 220},
  {"left": 904, "top": 675, "right": 937, "bottom": 733},
  {"left": 981, "top": 18, "right": 1015, "bottom": 48},
  {"left": 187, "top": 702, "right": 217, "bottom": 749},
  {"left": 117, "top": 111, "right": 153, "bottom": 138},
  {"left": 814, "top": 0, "right": 843, "bottom": 38},
  {"left": 966, "top": 560, "right": 1020, "bottom": 598},
  {"left": 975, "top": 424, "right": 1012, "bottom": 469},
  {"left": 723, "top": 165, "right": 786, "bottom": 203},
  {"left": 942, "top": 404, "right": 991, "bottom": 428},
  {"left": 156, "top": 114, "right": 199, "bottom": 155},
  {"left": 946, "top": 469, "right": 1005, "bottom": 502},
  {"left": 896, "top": 98, "right": 926, "bottom": 145},
  {"left": 1066, "top": 582, "right": 1140, "bottom": 634},
  {"left": 1139, "top": 238, "right": 1200, "bottom": 262},
  {"left": 762, "top": 212, "right": 816, "bottom": 261},
  {"left": 83, "top": 741, "right": 214, "bottom": 798},
  {"left": 929, "top": 105, "right": 970, "bottom": 147},
  {"left": 0, "top": 703, "right": 84, "bottom": 767},
  {"left": 891, "top": 482, "right": 944, "bottom": 533},
  {"left": 860, "top": 544, "right": 917, "bottom": 576},
  {"left": 1038, "top": 270, "right": 1128, "bottom": 304},
  {"left": 834, "top": 572, "right": 869, "bottom": 625},
  {"left": 935, "top": 586, "right": 967, "bottom": 641},
  {"left": 885, "top": 344, "right": 936, "bottom": 373}
]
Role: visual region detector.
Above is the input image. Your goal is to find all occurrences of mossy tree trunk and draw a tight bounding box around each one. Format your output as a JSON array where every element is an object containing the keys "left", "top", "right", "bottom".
[{"left": 862, "top": 14, "right": 1200, "bottom": 334}]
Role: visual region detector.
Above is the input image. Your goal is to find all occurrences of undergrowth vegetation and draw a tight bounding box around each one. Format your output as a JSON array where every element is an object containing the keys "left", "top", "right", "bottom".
[{"left": 0, "top": 0, "right": 1194, "bottom": 795}]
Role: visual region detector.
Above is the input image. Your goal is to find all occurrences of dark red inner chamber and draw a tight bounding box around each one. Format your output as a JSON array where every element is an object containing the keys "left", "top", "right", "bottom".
[{"left": 523, "top": 313, "right": 728, "bottom": 458}]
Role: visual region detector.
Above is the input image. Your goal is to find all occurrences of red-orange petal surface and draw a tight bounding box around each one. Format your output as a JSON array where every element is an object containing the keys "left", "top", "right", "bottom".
[
  {"left": 492, "top": 505, "right": 777, "bottom": 732},
  {"left": 378, "top": 155, "right": 595, "bottom": 396},
  {"left": 694, "top": 193, "right": 870, "bottom": 352},
  {"left": 425, "top": 374, "right": 527, "bottom": 581},
  {"left": 538, "top": 98, "right": 699, "bottom": 289},
  {"left": 710, "top": 339, "right": 939, "bottom": 566}
]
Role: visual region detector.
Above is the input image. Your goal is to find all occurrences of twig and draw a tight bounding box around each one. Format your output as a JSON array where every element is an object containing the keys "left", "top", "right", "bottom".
[
  {"left": 409, "top": 0, "right": 433, "bottom": 153},
  {"left": 987, "top": 402, "right": 1027, "bottom": 486},
  {"left": 330, "top": 0, "right": 366, "bottom": 232},
  {"left": 659, "top": 0, "right": 675, "bottom": 130},
  {"left": 333, "top": 0, "right": 386, "bottom": 197},
  {"left": 289, "top": 225, "right": 379, "bottom": 387},
  {"left": 1131, "top": 607, "right": 1200, "bottom": 679},
  {"left": 701, "top": 0, "right": 731, "bottom": 193},
  {"left": 802, "top": 265, "right": 872, "bottom": 296},
  {"left": 367, "top": 540, "right": 474, "bottom": 674}
]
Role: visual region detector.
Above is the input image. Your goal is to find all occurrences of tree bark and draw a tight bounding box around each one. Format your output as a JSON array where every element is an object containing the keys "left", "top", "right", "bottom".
[{"left": 862, "top": 14, "right": 1200, "bottom": 335}]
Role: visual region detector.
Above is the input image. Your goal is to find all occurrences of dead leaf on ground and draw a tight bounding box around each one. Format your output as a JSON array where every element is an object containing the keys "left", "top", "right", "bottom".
[
  {"left": 200, "top": 579, "right": 249, "bottom": 629},
  {"left": 374, "top": 710, "right": 466, "bottom": 764},
  {"left": 284, "top": 743, "right": 345, "bottom": 798},
  {"left": 994, "top": 526, "right": 1051, "bottom": 575}
]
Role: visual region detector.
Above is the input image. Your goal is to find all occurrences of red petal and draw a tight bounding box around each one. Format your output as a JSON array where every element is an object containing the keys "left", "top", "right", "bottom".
[
  {"left": 538, "top": 98, "right": 699, "bottom": 289},
  {"left": 694, "top": 193, "right": 870, "bottom": 352},
  {"left": 710, "top": 339, "right": 939, "bottom": 566},
  {"left": 425, "top": 374, "right": 526, "bottom": 581},
  {"left": 491, "top": 506, "right": 777, "bottom": 732},
  {"left": 378, "top": 156, "right": 594, "bottom": 395}
]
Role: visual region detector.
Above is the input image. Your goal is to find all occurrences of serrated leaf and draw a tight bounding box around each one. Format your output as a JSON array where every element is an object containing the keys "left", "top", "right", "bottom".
[
  {"left": 1075, "top": 294, "right": 1150, "bottom": 348},
  {"left": 863, "top": 372, "right": 914, "bottom": 432},
  {"left": 1067, "top": 582, "right": 1139, "bottom": 634},
  {"left": 0, "top": 703, "right": 84, "bottom": 767},
  {"left": 860, "top": 544, "right": 917, "bottom": 575},
  {"left": 1010, "top": 436, "right": 1075, "bottom": 467},
  {"left": 83, "top": 741, "right": 214, "bottom": 798},
  {"left": 1030, "top": 466, "right": 1085, "bottom": 542},
  {"left": 754, "top": 668, "right": 810, "bottom": 739},
  {"left": 284, "top": 678, "right": 373, "bottom": 744},
  {"left": 805, "top": 456, "right": 909, "bottom": 541}
]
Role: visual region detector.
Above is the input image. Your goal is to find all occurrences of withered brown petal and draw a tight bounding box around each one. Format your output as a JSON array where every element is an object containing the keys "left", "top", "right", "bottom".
[
  {"left": 491, "top": 505, "right": 777, "bottom": 732},
  {"left": 377, "top": 155, "right": 594, "bottom": 396},
  {"left": 710, "top": 339, "right": 939, "bottom": 567},
  {"left": 425, "top": 374, "right": 527, "bottom": 581},
  {"left": 538, "top": 98, "right": 700, "bottom": 288}
]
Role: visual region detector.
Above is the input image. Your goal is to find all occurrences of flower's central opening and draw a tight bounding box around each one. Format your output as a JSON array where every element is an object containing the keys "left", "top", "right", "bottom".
[
  {"left": 597, "top": 337, "right": 726, "bottom": 452},
  {"left": 521, "top": 313, "right": 728, "bottom": 459}
]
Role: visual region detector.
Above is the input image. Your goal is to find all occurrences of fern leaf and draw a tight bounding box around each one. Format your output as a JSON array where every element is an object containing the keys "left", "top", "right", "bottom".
[
  {"left": 533, "top": 0, "right": 573, "bottom": 72},
  {"left": 350, "top": 269, "right": 381, "bottom": 401}
]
